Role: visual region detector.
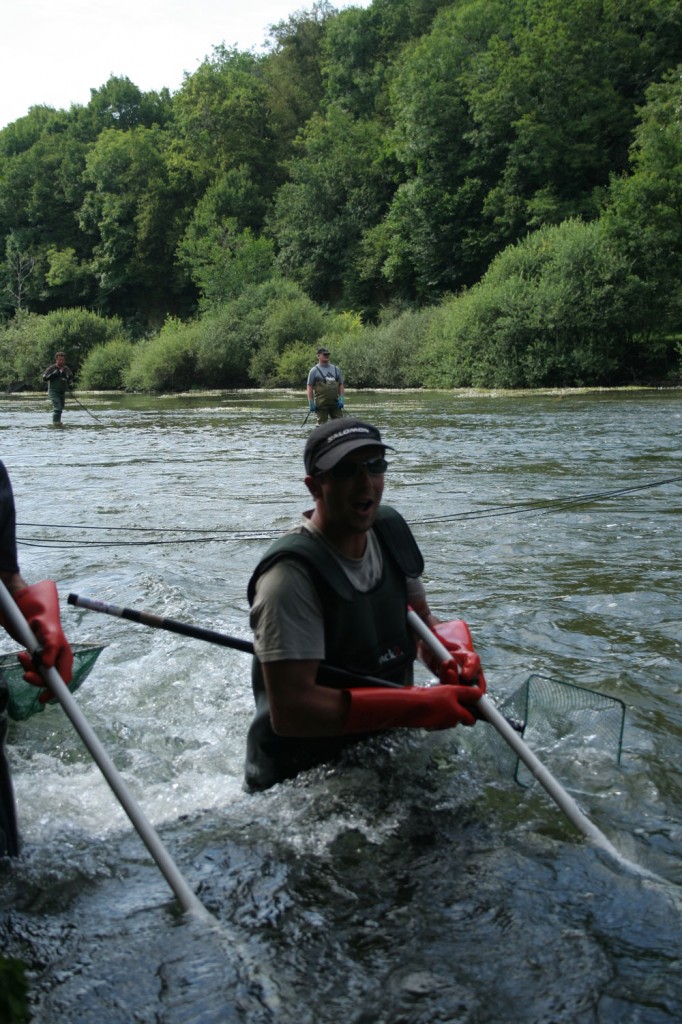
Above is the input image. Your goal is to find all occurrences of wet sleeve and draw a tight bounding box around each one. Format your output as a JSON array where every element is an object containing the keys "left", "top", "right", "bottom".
[{"left": 0, "top": 463, "right": 19, "bottom": 574}]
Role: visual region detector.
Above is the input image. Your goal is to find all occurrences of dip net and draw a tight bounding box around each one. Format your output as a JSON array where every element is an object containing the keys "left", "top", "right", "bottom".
[
  {"left": 1, "top": 643, "right": 104, "bottom": 721},
  {"left": 484, "top": 675, "right": 626, "bottom": 787}
]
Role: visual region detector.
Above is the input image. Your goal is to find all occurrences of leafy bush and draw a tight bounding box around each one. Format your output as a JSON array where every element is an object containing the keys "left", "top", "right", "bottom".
[
  {"left": 273, "top": 341, "right": 318, "bottom": 388},
  {"left": 0, "top": 308, "right": 126, "bottom": 389},
  {"left": 310, "top": 312, "right": 365, "bottom": 385},
  {"left": 416, "top": 219, "right": 651, "bottom": 388},
  {"left": 195, "top": 306, "right": 253, "bottom": 387},
  {"left": 326, "top": 308, "right": 429, "bottom": 388},
  {"left": 412, "top": 295, "right": 478, "bottom": 388},
  {"left": 196, "top": 278, "right": 312, "bottom": 387},
  {"left": 249, "top": 292, "right": 328, "bottom": 386},
  {"left": 268, "top": 311, "right": 366, "bottom": 389},
  {"left": 264, "top": 294, "right": 326, "bottom": 351},
  {"left": 124, "top": 318, "right": 200, "bottom": 391},
  {"left": 79, "top": 338, "right": 136, "bottom": 389}
]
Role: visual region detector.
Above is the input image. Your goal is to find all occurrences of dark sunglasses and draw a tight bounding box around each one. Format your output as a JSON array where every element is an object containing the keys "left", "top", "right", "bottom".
[{"left": 324, "top": 457, "right": 388, "bottom": 480}]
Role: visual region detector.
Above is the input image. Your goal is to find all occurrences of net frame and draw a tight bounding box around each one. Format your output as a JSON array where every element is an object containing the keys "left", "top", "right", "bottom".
[
  {"left": 485, "top": 675, "right": 626, "bottom": 787},
  {"left": 1, "top": 643, "right": 104, "bottom": 721}
]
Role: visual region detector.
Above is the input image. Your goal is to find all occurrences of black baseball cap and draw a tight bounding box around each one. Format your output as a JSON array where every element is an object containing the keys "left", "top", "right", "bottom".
[
  {"left": 304, "top": 418, "right": 394, "bottom": 475},
  {"left": 317, "top": 346, "right": 330, "bottom": 355}
]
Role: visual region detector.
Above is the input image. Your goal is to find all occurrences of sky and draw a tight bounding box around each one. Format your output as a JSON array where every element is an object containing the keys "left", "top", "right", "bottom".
[{"left": 0, "top": 0, "right": 372, "bottom": 130}]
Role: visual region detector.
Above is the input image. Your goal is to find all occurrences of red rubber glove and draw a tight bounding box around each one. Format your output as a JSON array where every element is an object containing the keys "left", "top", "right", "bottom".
[
  {"left": 13, "top": 581, "right": 74, "bottom": 697},
  {"left": 419, "top": 619, "right": 484, "bottom": 684},
  {"left": 343, "top": 681, "right": 485, "bottom": 733}
]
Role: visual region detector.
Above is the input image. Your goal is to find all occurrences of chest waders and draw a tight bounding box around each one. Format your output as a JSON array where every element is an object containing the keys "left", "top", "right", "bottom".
[
  {"left": 244, "top": 507, "right": 424, "bottom": 790},
  {"left": 311, "top": 366, "right": 342, "bottom": 423},
  {"left": 47, "top": 374, "right": 71, "bottom": 423}
]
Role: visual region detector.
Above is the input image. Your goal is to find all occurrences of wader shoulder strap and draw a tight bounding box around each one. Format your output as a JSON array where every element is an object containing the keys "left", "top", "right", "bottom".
[
  {"left": 312, "top": 364, "right": 340, "bottom": 383},
  {"left": 248, "top": 529, "right": 356, "bottom": 603},
  {"left": 247, "top": 508, "right": 423, "bottom": 605},
  {"left": 373, "top": 506, "right": 424, "bottom": 578}
]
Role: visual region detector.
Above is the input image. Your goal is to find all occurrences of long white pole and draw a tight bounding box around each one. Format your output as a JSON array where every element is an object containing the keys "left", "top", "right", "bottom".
[
  {"left": 408, "top": 609, "right": 625, "bottom": 858},
  {"left": 0, "top": 581, "right": 210, "bottom": 919}
]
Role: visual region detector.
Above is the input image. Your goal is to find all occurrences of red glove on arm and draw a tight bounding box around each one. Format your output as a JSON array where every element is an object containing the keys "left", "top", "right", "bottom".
[
  {"left": 12, "top": 581, "right": 74, "bottom": 693},
  {"left": 343, "top": 680, "right": 485, "bottom": 734},
  {"left": 419, "top": 619, "right": 485, "bottom": 685}
]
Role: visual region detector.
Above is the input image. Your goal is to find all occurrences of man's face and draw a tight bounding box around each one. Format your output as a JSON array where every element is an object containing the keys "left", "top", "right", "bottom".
[
  {"left": 310, "top": 445, "right": 386, "bottom": 537},
  {"left": 318, "top": 352, "right": 330, "bottom": 365},
  {"left": 56, "top": 355, "right": 65, "bottom": 367}
]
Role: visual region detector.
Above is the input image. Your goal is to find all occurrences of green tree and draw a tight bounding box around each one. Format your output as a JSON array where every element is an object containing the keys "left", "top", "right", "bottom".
[
  {"left": 0, "top": 82, "right": 174, "bottom": 316},
  {"left": 602, "top": 66, "right": 682, "bottom": 344},
  {"left": 270, "top": 105, "right": 397, "bottom": 311},
  {"left": 464, "top": 0, "right": 682, "bottom": 234},
  {"left": 176, "top": 169, "right": 274, "bottom": 309},
  {"left": 171, "top": 47, "right": 277, "bottom": 203},
  {"left": 0, "top": 108, "right": 96, "bottom": 314},
  {"left": 263, "top": 1, "right": 333, "bottom": 152},
  {"left": 322, "top": 0, "right": 450, "bottom": 116},
  {"left": 79, "top": 126, "right": 193, "bottom": 326},
  {"left": 376, "top": 0, "right": 682, "bottom": 305},
  {"left": 81, "top": 76, "right": 173, "bottom": 133},
  {"left": 374, "top": 0, "right": 510, "bottom": 302}
]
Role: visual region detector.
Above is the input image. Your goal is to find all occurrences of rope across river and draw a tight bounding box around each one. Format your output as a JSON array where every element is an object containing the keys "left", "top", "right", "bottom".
[{"left": 17, "top": 473, "right": 682, "bottom": 549}]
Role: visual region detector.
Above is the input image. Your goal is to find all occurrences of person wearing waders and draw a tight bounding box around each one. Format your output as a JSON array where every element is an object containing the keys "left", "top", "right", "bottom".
[
  {"left": 306, "top": 347, "right": 345, "bottom": 425},
  {"left": 0, "top": 461, "right": 73, "bottom": 855},
  {"left": 244, "top": 418, "right": 487, "bottom": 791},
  {"left": 42, "top": 351, "right": 74, "bottom": 425}
]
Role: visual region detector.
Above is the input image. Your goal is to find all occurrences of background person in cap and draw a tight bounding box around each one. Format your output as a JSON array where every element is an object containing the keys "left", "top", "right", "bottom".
[
  {"left": 244, "top": 418, "right": 486, "bottom": 791},
  {"left": 306, "top": 346, "right": 345, "bottom": 424}
]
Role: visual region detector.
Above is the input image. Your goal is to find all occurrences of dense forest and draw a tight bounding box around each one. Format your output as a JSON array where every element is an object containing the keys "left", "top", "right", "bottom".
[{"left": 1, "top": 0, "right": 681, "bottom": 391}]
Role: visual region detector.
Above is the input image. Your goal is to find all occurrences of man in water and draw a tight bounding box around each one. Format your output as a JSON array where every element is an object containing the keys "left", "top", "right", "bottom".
[
  {"left": 244, "top": 418, "right": 486, "bottom": 791},
  {"left": 306, "top": 347, "right": 345, "bottom": 424},
  {"left": 0, "top": 462, "right": 73, "bottom": 855},
  {"left": 42, "top": 351, "right": 74, "bottom": 425}
]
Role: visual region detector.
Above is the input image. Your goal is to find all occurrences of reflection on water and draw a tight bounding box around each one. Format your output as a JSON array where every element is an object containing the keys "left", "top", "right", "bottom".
[{"left": 0, "top": 388, "right": 681, "bottom": 1022}]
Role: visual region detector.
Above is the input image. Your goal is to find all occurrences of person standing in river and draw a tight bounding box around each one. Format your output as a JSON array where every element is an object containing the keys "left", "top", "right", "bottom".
[
  {"left": 42, "top": 351, "right": 74, "bottom": 425},
  {"left": 306, "top": 347, "right": 345, "bottom": 424},
  {"left": 244, "top": 417, "right": 487, "bottom": 791},
  {"left": 0, "top": 461, "right": 73, "bottom": 855}
]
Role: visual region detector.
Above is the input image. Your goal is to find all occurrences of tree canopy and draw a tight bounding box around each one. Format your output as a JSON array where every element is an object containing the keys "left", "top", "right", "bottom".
[{"left": 1, "top": 0, "right": 681, "bottom": 388}]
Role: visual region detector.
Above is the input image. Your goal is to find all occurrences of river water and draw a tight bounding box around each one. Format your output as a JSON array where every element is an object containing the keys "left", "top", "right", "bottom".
[{"left": 0, "top": 387, "right": 680, "bottom": 1023}]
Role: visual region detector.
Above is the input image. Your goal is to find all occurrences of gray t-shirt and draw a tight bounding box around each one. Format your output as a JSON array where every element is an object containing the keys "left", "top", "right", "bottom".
[
  {"left": 250, "top": 516, "right": 426, "bottom": 663},
  {"left": 307, "top": 362, "right": 343, "bottom": 387}
]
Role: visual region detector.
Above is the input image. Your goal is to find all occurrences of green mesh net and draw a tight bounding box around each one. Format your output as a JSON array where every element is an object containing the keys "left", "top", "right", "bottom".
[
  {"left": 484, "top": 675, "right": 626, "bottom": 787},
  {"left": 1, "top": 643, "right": 104, "bottom": 721}
]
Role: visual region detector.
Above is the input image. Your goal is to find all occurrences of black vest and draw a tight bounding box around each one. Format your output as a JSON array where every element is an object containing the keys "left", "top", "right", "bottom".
[{"left": 244, "top": 506, "right": 424, "bottom": 790}]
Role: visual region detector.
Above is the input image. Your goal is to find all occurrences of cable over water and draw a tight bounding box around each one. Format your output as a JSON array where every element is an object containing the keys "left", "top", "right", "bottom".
[{"left": 17, "top": 473, "right": 682, "bottom": 547}]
